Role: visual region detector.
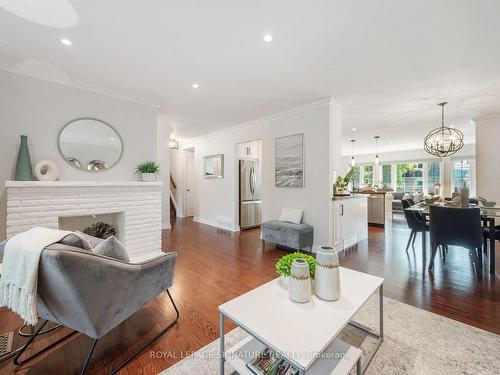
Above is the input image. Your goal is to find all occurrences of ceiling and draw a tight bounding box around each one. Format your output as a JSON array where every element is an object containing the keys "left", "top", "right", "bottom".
[{"left": 1, "top": 0, "right": 499, "bottom": 153}]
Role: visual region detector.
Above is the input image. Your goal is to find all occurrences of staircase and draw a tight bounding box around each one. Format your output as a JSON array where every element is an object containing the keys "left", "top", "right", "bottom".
[{"left": 170, "top": 174, "right": 178, "bottom": 220}]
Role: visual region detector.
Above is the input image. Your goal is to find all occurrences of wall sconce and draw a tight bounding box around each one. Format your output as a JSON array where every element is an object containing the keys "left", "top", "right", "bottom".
[{"left": 169, "top": 139, "right": 179, "bottom": 149}]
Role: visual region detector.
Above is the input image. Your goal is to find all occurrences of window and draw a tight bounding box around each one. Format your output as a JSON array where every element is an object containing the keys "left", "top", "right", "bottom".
[
  {"left": 351, "top": 166, "right": 360, "bottom": 190},
  {"left": 363, "top": 165, "right": 373, "bottom": 186},
  {"left": 396, "top": 163, "right": 423, "bottom": 192},
  {"left": 382, "top": 165, "right": 391, "bottom": 187},
  {"left": 427, "top": 160, "right": 441, "bottom": 194},
  {"left": 452, "top": 159, "right": 473, "bottom": 192}
]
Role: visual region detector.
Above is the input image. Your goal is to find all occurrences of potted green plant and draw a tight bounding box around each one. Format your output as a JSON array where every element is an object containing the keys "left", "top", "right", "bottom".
[
  {"left": 275, "top": 252, "right": 317, "bottom": 285},
  {"left": 335, "top": 167, "right": 355, "bottom": 194},
  {"left": 136, "top": 161, "right": 160, "bottom": 181}
]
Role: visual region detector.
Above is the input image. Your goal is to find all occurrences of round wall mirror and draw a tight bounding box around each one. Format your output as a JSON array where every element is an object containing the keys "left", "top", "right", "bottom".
[{"left": 58, "top": 118, "right": 123, "bottom": 171}]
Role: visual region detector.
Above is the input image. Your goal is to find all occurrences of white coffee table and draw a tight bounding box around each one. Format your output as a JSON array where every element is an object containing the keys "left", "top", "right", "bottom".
[{"left": 219, "top": 267, "right": 383, "bottom": 375}]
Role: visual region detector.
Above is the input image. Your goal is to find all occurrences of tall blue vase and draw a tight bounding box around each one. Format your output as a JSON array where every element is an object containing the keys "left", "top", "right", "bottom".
[{"left": 15, "top": 135, "right": 33, "bottom": 181}]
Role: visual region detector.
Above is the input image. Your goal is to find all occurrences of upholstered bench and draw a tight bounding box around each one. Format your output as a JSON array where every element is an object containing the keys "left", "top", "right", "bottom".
[{"left": 261, "top": 220, "right": 313, "bottom": 252}]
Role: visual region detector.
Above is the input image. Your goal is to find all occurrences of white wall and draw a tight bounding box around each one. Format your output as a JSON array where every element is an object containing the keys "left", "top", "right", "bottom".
[
  {"left": 475, "top": 116, "right": 500, "bottom": 209},
  {"left": 157, "top": 115, "right": 172, "bottom": 229},
  {"left": 191, "top": 100, "right": 336, "bottom": 246},
  {"left": 0, "top": 70, "right": 160, "bottom": 239}
]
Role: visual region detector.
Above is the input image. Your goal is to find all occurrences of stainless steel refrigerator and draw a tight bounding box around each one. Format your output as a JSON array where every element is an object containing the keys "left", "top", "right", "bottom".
[{"left": 239, "top": 159, "right": 262, "bottom": 229}]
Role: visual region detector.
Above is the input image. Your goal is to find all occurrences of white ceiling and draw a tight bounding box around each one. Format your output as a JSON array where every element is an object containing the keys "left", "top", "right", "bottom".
[{"left": 1, "top": 0, "right": 500, "bottom": 153}]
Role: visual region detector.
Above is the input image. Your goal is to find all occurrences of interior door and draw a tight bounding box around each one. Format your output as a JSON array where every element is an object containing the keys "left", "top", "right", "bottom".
[{"left": 185, "top": 155, "right": 195, "bottom": 217}]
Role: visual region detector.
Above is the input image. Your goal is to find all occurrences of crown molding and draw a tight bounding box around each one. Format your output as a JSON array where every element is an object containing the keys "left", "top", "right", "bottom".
[
  {"left": 472, "top": 114, "right": 500, "bottom": 122},
  {"left": 190, "top": 97, "right": 332, "bottom": 142},
  {"left": 0, "top": 65, "right": 162, "bottom": 108}
]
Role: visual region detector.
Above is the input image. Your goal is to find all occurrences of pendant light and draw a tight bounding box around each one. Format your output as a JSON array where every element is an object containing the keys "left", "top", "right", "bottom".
[
  {"left": 350, "top": 139, "right": 356, "bottom": 167},
  {"left": 374, "top": 136, "right": 380, "bottom": 165},
  {"left": 424, "top": 102, "right": 464, "bottom": 157}
]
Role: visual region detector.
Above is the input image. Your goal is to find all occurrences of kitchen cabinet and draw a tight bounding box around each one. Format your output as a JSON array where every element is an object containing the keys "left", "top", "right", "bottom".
[
  {"left": 332, "top": 196, "right": 368, "bottom": 250},
  {"left": 237, "top": 140, "right": 259, "bottom": 160}
]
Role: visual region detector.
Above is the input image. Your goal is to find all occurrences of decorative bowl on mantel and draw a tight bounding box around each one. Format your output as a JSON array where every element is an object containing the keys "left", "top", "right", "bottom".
[{"left": 481, "top": 201, "right": 497, "bottom": 208}]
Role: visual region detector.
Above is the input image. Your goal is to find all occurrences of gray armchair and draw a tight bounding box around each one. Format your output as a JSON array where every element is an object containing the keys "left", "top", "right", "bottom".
[{"left": 6, "top": 243, "right": 178, "bottom": 374}]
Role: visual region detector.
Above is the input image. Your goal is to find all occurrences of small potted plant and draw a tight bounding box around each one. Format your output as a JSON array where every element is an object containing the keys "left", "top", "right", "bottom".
[
  {"left": 335, "top": 167, "right": 355, "bottom": 195},
  {"left": 136, "top": 161, "right": 160, "bottom": 181},
  {"left": 275, "top": 252, "right": 317, "bottom": 285}
]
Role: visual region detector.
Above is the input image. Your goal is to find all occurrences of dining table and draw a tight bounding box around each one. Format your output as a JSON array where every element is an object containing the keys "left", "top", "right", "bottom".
[{"left": 405, "top": 202, "right": 499, "bottom": 274}]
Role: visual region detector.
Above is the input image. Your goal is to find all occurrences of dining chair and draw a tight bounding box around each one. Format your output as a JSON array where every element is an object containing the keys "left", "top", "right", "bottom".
[
  {"left": 428, "top": 205, "right": 483, "bottom": 280},
  {"left": 402, "top": 199, "right": 428, "bottom": 251},
  {"left": 483, "top": 225, "right": 500, "bottom": 250}
]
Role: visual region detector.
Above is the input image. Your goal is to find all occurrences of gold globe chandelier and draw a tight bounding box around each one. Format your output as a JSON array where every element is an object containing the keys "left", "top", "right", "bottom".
[{"left": 424, "top": 102, "right": 464, "bottom": 157}]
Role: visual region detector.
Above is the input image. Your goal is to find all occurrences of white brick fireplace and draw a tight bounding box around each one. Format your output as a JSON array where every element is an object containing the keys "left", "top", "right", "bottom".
[{"left": 5, "top": 181, "right": 163, "bottom": 260}]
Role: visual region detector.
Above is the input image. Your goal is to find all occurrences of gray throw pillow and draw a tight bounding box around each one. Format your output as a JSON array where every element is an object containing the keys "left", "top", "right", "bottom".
[
  {"left": 75, "top": 230, "right": 104, "bottom": 250},
  {"left": 0, "top": 240, "right": 6, "bottom": 263},
  {"left": 58, "top": 234, "right": 85, "bottom": 249},
  {"left": 92, "top": 236, "right": 130, "bottom": 262}
]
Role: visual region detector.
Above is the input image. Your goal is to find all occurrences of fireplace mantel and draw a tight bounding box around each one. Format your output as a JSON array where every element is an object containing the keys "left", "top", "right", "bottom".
[
  {"left": 6, "top": 181, "right": 162, "bottom": 188},
  {"left": 6, "top": 180, "right": 164, "bottom": 261}
]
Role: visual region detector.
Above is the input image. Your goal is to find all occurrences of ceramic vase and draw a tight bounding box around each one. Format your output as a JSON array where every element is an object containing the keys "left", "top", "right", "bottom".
[
  {"left": 34, "top": 160, "right": 59, "bottom": 181},
  {"left": 15, "top": 135, "right": 33, "bottom": 181},
  {"left": 314, "top": 245, "right": 341, "bottom": 301},
  {"left": 289, "top": 259, "right": 312, "bottom": 303},
  {"left": 460, "top": 183, "right": 470, "bottom": 208}
]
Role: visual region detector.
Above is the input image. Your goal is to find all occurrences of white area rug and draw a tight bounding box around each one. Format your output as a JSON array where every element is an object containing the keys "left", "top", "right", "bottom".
[{"left": 159, "top": 295, "right": 500, "bottom": 374}]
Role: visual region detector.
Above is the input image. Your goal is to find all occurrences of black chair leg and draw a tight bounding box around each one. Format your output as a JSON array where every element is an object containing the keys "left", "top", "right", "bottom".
[
  {"left": 13, "top": 320, "right": 78, "bottom": 366},
  {"left": 406, "top": 230, "right": 415, "bottom": 251},
  {"left": 412, "top": 231, "right": 417, "bottom": 246},
  {"left": 109, "top": 289, "right": 180, "bottom": 374},
  {"left": 81, "top": 339, "right": 98, "bottom": 375},
  {"left": 428, "top": 242, "right": 438, "bottom": 271}
]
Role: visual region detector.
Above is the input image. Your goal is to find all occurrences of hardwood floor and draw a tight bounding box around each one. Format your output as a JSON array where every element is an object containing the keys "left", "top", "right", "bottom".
[{"left": 0, "top": 216, "right": 498, "bottom": 375}]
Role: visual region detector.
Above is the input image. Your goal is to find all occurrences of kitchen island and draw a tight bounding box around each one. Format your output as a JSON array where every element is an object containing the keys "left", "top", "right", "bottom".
[{"left": 332, "top": 194, "right": 368, "bottom": 250}]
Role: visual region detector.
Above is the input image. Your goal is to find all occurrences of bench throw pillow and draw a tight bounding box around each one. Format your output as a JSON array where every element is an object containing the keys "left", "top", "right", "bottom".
[
  {"left": 279, "top": 207, "right": 304, "bottom": 224},
  {"left": 92, "top": 235, "right": 130, "bottom": 262}
]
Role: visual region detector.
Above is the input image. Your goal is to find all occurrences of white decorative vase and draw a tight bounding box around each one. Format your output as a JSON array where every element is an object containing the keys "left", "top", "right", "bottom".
[
  {"left": 289, "top": 259, "right": 312, "bottom": 303},
  {"left": 314, "top": 245, "right": 341, "bottom": 301},
  {"left": 141, "top": 173, "right": 157, "bottom": 181},
  {"left": 34, "top": 160, "right": 59, "bottom": 181}
]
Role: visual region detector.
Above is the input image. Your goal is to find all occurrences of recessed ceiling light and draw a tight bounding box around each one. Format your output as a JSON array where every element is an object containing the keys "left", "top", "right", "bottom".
[
  {"left": 352, "top": 127, "right": 357, "bottom": 131},
  {"left": 192, "top": 83, "right": 200, "bottom": 89},
  {"left": 263, "top": 34, "right": 273, "bottom": 42},
  {"left": 109, "top": 137, "right": 115, "bottom": 141},
  {"left": 60, "top": 38, "right": 72, "bottom": 46}
]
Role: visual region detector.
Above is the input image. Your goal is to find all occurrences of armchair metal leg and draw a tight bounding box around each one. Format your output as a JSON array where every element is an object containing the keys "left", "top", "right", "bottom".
[
  {"left": 13, "top": 320, "right": 78, "bottom": 366},
  {"left": 81, "top": 339, "right": 98, "bottom": 375},
  {"left": 13, "top": 289, "right": 179, "bottom": 374},
  {"left": 109, "top": 288, "right": 180, "bottom": 374}
]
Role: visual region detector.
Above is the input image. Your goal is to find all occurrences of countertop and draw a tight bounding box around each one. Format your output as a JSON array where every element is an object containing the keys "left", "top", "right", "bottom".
[
  {"left": 332, "top": 194, "right": 368, "bottom": 201},
  {"left": 352, "top": 191, "right": 392, "bottom": 195}
]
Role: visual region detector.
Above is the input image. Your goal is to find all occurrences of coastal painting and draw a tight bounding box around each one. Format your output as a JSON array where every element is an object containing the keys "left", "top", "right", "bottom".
[{"left": 275, "top": 133, "right": 304, "bottom": 187}]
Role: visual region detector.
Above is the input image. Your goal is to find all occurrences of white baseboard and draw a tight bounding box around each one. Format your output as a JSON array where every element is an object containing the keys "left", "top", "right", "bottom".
[{"left": 193, "top": 216, "right": 239, "bottom": 232}]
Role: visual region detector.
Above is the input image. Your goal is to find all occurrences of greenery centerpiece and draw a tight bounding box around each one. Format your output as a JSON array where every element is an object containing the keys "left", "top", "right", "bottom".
[
  {"left": 276, "top": 252, "right": 317, "bottom": 279},
  {"left": 136, "top": 161, "right": 160, "bottom": 181},
  {"left": 83, "top": 221, "right": 116, "bottom": 239},
  {"left": 335, "top": 167, "right": 355, "bottom": 194}
]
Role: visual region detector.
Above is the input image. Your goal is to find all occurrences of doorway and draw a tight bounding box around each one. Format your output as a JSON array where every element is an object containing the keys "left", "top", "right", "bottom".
[{"left": 184, "top": 153, "right": 196, "bottom": 217}]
